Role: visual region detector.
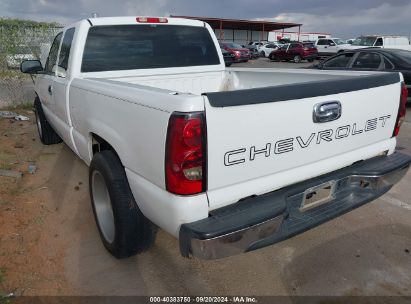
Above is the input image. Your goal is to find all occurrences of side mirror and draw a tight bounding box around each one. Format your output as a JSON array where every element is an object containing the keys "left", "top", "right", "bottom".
[
  {"left": 329, "top": 42, "right": 336, "bottom": 46},
  {"left": 20, "top": 60, "right": 43, "bottom": 74}
]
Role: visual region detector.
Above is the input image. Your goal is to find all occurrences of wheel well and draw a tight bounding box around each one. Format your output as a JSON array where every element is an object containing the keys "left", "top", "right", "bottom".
[
  {"left": 91, "top": 133, "right": 124, "bottom": 165},
  {"left": 91, "top": 133, "right": 115, "bottom": 155}
]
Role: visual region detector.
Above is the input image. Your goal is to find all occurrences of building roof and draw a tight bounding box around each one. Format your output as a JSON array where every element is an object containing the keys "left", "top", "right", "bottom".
[{"left": 171, "top": 15, "right": 301, "bottom": 31}]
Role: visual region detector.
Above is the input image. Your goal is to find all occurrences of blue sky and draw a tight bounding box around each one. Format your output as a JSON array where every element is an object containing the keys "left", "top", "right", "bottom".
[{"left": 1, "top": 0, "right": 411, "bottom": 38}]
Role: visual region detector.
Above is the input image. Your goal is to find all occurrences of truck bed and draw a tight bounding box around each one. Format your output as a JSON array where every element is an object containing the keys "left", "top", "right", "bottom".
[{"left": 99, "top": 68, "right": 392, "bottom": 96}]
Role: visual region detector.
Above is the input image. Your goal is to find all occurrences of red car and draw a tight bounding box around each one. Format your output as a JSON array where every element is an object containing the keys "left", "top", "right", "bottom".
[
  {"left": 220, "top": 42, "right": 250, "bottom": 63},
  {"left": 269, "top": 42, "right": 318, "bottom": 63}
]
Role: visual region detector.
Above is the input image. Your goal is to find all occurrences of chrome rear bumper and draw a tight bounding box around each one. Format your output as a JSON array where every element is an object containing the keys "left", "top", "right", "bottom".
[{"left": 179, "top": 152, "right": 411, "bottom": 260}]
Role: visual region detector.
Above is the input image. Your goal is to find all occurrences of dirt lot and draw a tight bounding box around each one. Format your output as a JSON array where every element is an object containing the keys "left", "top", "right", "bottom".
[{"left": 1, "top": 60, "right": 411, "bottom": 298}]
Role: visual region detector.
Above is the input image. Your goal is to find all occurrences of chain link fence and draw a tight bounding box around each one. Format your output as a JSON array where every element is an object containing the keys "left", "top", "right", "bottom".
[{"left": 0, "top": 20, "right": 62, "bottom": 108}]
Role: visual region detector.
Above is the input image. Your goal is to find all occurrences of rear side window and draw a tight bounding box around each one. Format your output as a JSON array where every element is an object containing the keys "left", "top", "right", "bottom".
[
  {"left": 352, "top": 52, "right": 382, "bottom": 69},
  {"left": 383, "top": 57, "right": 394, "bottom": 69},
  {"left": 45, "top": 32, "right": 62, "bottom": 74},
  {"left": 317, "top": 39, "right": 326, "bottom": 45},
  {"left": 57, "top": 28, "right": 75, "bottom": 75},
  {"left": 323, "top": 53, "right": 354, "bottom": 68},
  {"left": 82, "top": 25, "right": 220, "bottom": 72},
  {"left": 375, "top": 38, "right": 383, "bottom": 46}
]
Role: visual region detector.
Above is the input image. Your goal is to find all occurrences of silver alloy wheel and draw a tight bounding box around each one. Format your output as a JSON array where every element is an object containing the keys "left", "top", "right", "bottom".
[
  {"left": 294, "top": 55, "right": 301, "bottom": 63},
  {"left": 35, "top": 110, "right": 42, "bottom": 139},
  {"left": 92, "top": 170, "right": 115, "bottom": 243}
]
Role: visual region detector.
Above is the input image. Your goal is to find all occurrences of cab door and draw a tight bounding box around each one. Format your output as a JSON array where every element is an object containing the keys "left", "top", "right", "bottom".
[
  {"left": 35, "top": 32, "right": 62, "bottom": 119},
  {"left": 315, "top": 39, "right": 327, "bottom": 55},
  {"left": 51, "top": 27, "right": 77, "bottom": 152},
  {"left": 324, "top": 39, "right": 338, "bottom": 55}
]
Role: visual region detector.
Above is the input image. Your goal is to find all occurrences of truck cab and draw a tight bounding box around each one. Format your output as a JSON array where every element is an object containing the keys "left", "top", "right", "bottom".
[{"left": 315, "top": 38, "right": 349, "bottom": 56}]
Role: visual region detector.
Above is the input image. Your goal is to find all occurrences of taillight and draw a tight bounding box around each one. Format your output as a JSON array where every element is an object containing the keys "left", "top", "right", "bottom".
[
  {"left": 136, "top": 17, "right": 168, "bottom": 23},
  {"left": 165, "top": 112, "right": 206, "bottom": 195},
  {"left": 393, "top": 82, "right": 408, "bottom": 137}
]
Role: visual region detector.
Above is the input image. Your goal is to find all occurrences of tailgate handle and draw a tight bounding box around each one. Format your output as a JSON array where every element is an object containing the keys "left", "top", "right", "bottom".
[{"left": 313, "top": 101, "right": 341, "bottom": 123}]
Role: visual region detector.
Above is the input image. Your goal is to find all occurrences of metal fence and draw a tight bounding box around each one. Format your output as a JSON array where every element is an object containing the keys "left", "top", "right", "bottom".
[{"left": 0, "top": 24, "right": 62, "bottom": 108}]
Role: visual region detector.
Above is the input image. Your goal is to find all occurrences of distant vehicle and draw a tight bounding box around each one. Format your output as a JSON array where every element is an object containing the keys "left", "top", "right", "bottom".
[
  {"left": 269, "top": 42, "right": 318, "bottom": 63},
  {"left": 220, "top": 42, "right": 249, "bottom": 62},
  {"left": 6, "top": 45, "right": 36, "bottom": 69},
  {"left": 315, "top": 38, "right": 350, "bottom": 56},
  {"left": 346, "top": 38, "right": 357, "bottom": 45},
  {"left": 259, "top": 43, "right": 282, "bottom": 57},
  {"left": 221, "top": 48, "right": 235, "bottom": 66},
  {"left": 248, "top": 41, "right": 267, "bottom": 50},
  {"left": 269, "top": 31, "right": 331, "bottom": 43},
  {"left": 343, "top": 36, "right": 411, "bottom": 51},
  {"left": 243, "top": 45, "right": 259, "bottom": 59},
  {"left": 311, "top": 48, "right": 411, "bottom": 102}
]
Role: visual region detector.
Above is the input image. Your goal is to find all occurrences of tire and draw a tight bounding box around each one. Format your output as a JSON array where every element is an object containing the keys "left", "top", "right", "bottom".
[
  {"left": 34, "top": 97, "right": 62, "bottom": 145},
  {"left": 260, "top": 51, "right": 265, "bottom": 57},
  {"left": 293, "top": 55, "right": 302, "bottom": 63},
  {"left": 269, "top": 54, "right": 277, "bottom": 61},
  {"left": 89, "top": 150, "right": 157, "bottom": 258}
]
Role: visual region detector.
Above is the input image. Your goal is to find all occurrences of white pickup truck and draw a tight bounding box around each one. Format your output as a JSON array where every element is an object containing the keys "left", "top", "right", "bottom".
[
  {"left": 21, "top": 16, "right": 410, "bottom": 260},
  {"left": 345, "top": 36, "right": 411, "bottom": 51}
]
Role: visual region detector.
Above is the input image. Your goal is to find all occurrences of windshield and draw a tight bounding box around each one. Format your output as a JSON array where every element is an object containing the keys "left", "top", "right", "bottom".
[
  {"left": 352, "top": 37, "right": 377, "bottom": 46},
  {"left": 334, "top": 39, "right": 346, "bottom": 45},
  {"left": 395, "top": 50, "right": 411, "bottom": 65},
  {"left": 224, "top": 42, "right": 243, "bottom": 49}
]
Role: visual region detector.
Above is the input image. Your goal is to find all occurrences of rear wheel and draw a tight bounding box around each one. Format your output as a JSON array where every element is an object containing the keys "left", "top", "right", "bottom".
[
  {"left": 260, "top": 51, "right": 265, "bottom": 57},
  {"left": 293, "top": 55, "right": 302, "bottom": 63},
  {"left": 34, "top": 97, "right": 62, "bottom": 145},
  {"left": 89, "top": 150, "right": 157, "bottom": 258}
]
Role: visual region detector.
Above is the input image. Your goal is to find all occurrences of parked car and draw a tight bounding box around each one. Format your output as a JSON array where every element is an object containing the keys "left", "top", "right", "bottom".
[
  {"left": 344, "top": 36, "right": 411, "bottom": 51},
  {"left": 311, "top": 48, "right": 411, "bottom": 103},
  {"left": 346, "top": 38, "right": 357, "bottom": 45},
  {"left": 21, "top": 16, "right": 410, "bottom": 260},
  {"left": 269, "top": 42, "right": 318, "bottom": 63},
  {"left": 248, "top": 41, "right": 267, "bottom": 49},
  {"left": 221, "top": 48, "right": 235, "bottom": 66},
  {"left": 220, "top": 42, "right": 249, "bottom": 62},
  {"left": 259, "top": 43, "right": 281, "bottom": 57},
  {"left": 315, "top": 38, "right": 350, "bottom": 56},
  {"left": 6, "top": 45, "right": 36, "bottom": 69},
  {"left": 243, "top": 45, "right": 260, "bottom": 59}
]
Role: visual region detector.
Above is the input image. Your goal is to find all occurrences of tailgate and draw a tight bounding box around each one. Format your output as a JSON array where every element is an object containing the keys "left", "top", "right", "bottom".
[{"left": 204, "top": 73, "right": 401, "bottom": 209}]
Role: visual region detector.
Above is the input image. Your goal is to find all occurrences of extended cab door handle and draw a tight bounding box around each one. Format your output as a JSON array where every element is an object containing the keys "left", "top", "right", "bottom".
[{"left": 48, "top": 85, "right": 53, "bottom": 95}]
